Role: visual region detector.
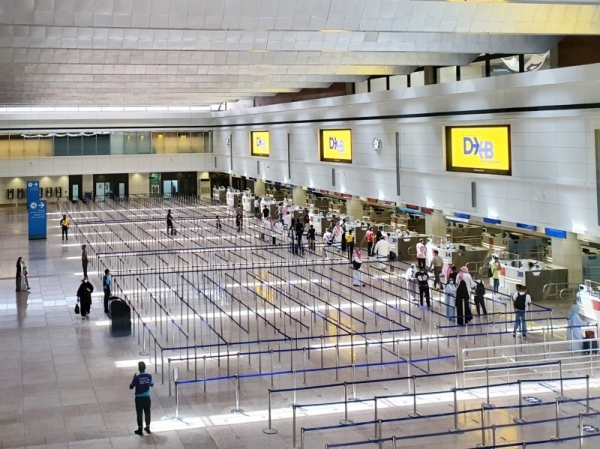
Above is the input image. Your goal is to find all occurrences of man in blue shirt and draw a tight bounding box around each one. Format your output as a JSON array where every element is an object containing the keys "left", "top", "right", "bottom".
[
  {"left": 103, "top": 269, "right": 111, "bottom": 314},
  {"left": 129, "top": 361, "right": 154, "bottom": 436}
]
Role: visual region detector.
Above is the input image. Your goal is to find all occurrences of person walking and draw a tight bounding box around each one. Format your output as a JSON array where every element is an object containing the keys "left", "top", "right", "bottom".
[
  {"left": 416, "top": 239, "right": 426, "bottom": 270},
  {"left": 415, "top": 266, "right": 431, "bottom": 309},
  {"left": 103, "top": 269, "right": 111, "bottom": 314},
  {"left": 295, "top": 219, "right": 304, "bottom": 255},
  {"left": 444, "top": 279, "right": 457, "bottom": 322},
  {"left": 166, "top": 209, "right": 174, "bottom": 235},
  {"left": 340, "top": 227, "right": 347, "bottom": 254},
  {"left": 307, "top": 224, "right": 316, "bottom": 251},
  {"left": 512, "top": 284, "right": 531, "bottom": 338},
  {"left": 457, "top": 266, "right": 475, "bottom": 291},
  {"left": 490, "top": 256, "right": 501, "bottom": 296},
  {"left": 81, "top": 244, "right": 89, "bottom": 278},
  {"left": 345, "top": 229, "right": 354, "bottom": 261},
  {"left": 235, "top": 211, "right": 242, "bottom": 232},
  {"left": 76, "top": 277, "right": 94, "bottom": 320},
  {"left": 404, "top": 263, "right": 418, "bottom": 301},
  {"left": 254, "top": 197, "right": 260, "bottom": 219},
  {"left": 273, "top": 219, "right": 284, "bottom": 245},
  {"left": 366, "top": 226, "right": 374, "bottom": 257},
  {"left": 351, "top": 247, "right": 366, "bottom": 286},
  {"left": 430, "top": 249, "right": 444, "bottom": 289},
  {"left": 60, "top": 214, "right": 70, "bottom": 241},
  {"left": 262, "top": 205, "right": 270, "bottom": 220},
  {"left": 456, "top": 280, "right": 473, "bottom": 326},
  {"left": 20, "top": 258, "right": 30, "bottom": 291},
  {"left": 130, "top": 361, "right": 154, "bottom": 436},
  {"left": 16, "top": 257, "right": 22, "bottom": 292},
  {"left": 473, "top": 277, "right": 488, "bottom": 316},
  {"left": 373, "top": 235, "right": 390, "bottom": 270},
  {"left": 323, "top": 227, "right": 333, "bottom": 259},
  {"left": 216, "top": 215, "right": 222, "bottom": 230},
  {"left": 566, "top": 304, "right": 587, "bottom": 351}
]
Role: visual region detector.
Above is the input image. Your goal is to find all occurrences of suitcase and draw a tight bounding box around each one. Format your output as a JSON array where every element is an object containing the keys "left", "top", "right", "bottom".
[
  {"left": 583, "top": 339, "right": 598, "bottom": 355},
  {"left": 172, "top": 228, "right": 177, "bottom": 236},
  {"left": 585, "top": 330, "right": 595, "bottom": 339}
]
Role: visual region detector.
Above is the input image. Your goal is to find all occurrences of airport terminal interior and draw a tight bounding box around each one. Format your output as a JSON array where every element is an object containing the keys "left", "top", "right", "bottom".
[{"left": 4, "top": 1, "right": 600, "bottom": 448}]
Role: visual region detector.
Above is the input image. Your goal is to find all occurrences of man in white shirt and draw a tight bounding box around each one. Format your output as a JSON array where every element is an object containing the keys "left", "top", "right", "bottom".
[
  {"left": 512, "top": 284, "right": 532, "bottom": 338},
  {"left": 416, "top": 239, "right": 426, "bottom": 270},
  {"left": 322, "top": 228, "right": 333, "bottom": 259},
  {"left": 254, "top": 198, "right": 260, "bottom": 219},
  {"left": 283, "top": 211, "right": 293, "bottom": 231},
  {"left": 373, "top": 236, "right": 390, "bottom": 270}
]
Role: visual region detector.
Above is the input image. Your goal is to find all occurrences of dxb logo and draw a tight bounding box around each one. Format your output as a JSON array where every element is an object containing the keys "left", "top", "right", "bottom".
[
  {"left": 329, "top": 137, "right": 345, "bottom": 154},
  {"left": 255, "top": 137, "right": 266, "bottom": 149},
  {"left": 463, "top": 137, "right": 494, "bottom": 160}
]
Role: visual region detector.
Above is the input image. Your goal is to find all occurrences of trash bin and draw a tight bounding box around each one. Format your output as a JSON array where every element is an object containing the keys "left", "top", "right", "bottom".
[{"left": 108, "top": 297, "right": 131, "bottom": 337}]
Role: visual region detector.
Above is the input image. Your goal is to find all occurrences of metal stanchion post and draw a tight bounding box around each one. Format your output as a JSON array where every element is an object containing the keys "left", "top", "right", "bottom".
[
  {"left": 351, "top": 364, "right": 357, "bottom": 401},
  {"left": 558, "top": 360, "right": 566, "bottom": 400},
  {"left": 579, "top": 413, "right": 584, "bottom": 449},
  {"left": 175, "top": 380, "right": 179, "bottom": 418},
  {"left": 476, "top": 406, "right": 486, "bottom": 448},
  {"left": 514, "top": 380, "right": 526, "bottom": 423},
  {"left": 339, "top": 382, "right": 353, "bottom": 425},
  {"left": 408, "top": 375, "right": 422, "bottom": 417},
  {"left": 482, "top": 368, "right": 495, "bottom": 409},
  {"left": 230, "top": 375, "right": 244, "bottom": 414},
  {"left": 263, "top": 390, "right": 278, "bottom": 434},
  {"left": 551, "top": 397, "right": 560, "bottom": 440},
  {"left": 449, "top": 388, "right": 463, "bottom": 433},
  {"left": 586, "top": 374, "right": 590, "bottom": 413},
  {"left": 292, "top": 404, "right": 300, "bottom": 449}
]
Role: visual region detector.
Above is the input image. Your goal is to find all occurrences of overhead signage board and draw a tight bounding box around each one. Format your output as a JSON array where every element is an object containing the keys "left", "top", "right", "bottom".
[
  {"left": 445, "top": 125, "right": 511, "bottom": 175},
  {"left": 250, "top": 131, "right": 270, "bottom": 157},
  {"left": 320, "top": 129, "right": 352, "bottom": 163},
  {"left": 28, "top": 200, "right": 47, "bottom": 240}
]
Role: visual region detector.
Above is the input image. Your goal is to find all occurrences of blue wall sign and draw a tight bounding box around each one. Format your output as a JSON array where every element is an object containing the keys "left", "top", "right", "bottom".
[
  {"left": 545, "top": 228, "right": 567, "bottom": 239},
  {"left": 455, "top": 213, "right": 471, "bottom": 220},
  {"left": 517, "top": 223, "right": 537, "bottom": 232},
  {"left": 483, "top": 218, "right": 501, "bottom": 225},
  {"left": 28, "top": 200, "right": 47, "bottom": 240}
]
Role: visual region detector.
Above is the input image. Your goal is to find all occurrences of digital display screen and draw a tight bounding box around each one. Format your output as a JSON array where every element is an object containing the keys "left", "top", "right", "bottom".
[
  {"left": 250, "top": 131, "right": 270, "bottom": 157},
  {"left": 445, "top": 125, "right": 511, "bottom": 175},
  {"left": 320, "top": 129, "right": 352, "bottom": 163}
]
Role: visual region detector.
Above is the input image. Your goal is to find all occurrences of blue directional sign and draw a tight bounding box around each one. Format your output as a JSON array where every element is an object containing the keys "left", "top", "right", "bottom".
[
  {"left": 26, "top": 180, "right": 40, "bottom": 205},
  {"left": 28, "top": 200, "right": 47, "bottom": 240}
]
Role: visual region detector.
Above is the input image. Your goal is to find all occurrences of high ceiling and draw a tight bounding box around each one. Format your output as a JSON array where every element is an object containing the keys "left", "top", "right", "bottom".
[{"left": 0, "top": 0, "right": 595, "bottom": 107}]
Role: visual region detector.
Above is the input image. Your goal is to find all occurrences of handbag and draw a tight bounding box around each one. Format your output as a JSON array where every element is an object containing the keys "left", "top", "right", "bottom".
[{"left": 74, "top": 302, "right": 80, "bottom": 314}]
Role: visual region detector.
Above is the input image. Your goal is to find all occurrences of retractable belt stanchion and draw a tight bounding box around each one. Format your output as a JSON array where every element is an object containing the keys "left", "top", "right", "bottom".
[{"left": 514, "top": 380, "right": 526, "bottom": 424}]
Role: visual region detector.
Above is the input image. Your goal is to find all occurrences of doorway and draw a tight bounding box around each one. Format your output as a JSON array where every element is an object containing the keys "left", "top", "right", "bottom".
[
  {"left": 163, "top": 180, "right": 179, "bottom": 198},
  {"left": 69, "top": 174, "right": 83, "bottom": 202}
]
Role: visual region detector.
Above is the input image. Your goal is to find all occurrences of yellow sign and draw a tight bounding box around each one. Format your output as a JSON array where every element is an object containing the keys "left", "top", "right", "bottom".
[
  {"left": 320, "top": 129, "right": 352, "bottom": 163},
  {"left": 446, "top": 126, "right": 511, "bottom": 175},
  {"left": 251, "top": 131, "right": 270, "bottom": 157}
]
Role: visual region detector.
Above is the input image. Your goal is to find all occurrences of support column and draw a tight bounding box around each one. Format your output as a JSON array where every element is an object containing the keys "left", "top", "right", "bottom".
[
  {"left": 424, "top": 67, "right": 437, "bottom": 85},
  {"left": 345, "top": 197, "right": 364, "bottom": 220},
  {"left": 292, "top": 187, "right": 306, "bottom": 207},
  {"left": 254, "top": 180, "right": 266, "bottom": 196},
  {"left": 551, "top": 232, "right": 583, "bottom": 284},
  {"left": 425, "top": 211, "right": 446, "bottom": 238}
]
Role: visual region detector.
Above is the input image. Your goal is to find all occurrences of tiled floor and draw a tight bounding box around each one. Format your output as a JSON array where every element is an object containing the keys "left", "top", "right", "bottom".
[{"left": 0, "top": 202, "right": 598, "bottom": 449}]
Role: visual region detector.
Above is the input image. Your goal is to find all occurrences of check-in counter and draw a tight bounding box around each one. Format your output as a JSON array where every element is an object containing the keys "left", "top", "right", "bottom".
[
  {"left": 483, "top": 231, "right": 545, "bottom": 258},
  {"left": 498, "top": 258, "right": 568, "bottom": 299},
  {"left": 392, "top": 234, "right": 427, "bottom": 262},
  {"left": 213, "top": 187, "right": 226, "bottom": 204},
  {"left": 226, "top": 189, "right": 243, "bottom": 208},
  {"left": 433, "top": 244, "right": 489, "bottom": 273},
  {"left": 407, "top": 216, "right": 426, "bottom": 234},
  {"left": 448, "top": 224, "right": 482, "bottom": 244}
]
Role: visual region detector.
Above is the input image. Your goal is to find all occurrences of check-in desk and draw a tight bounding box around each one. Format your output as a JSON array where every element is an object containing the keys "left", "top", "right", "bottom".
[
  {"left": 499, "top": 258, "right": 568, "bottom": 299},
  {"left": 213, "top": 187, "right": 226, "bottom": 204}
]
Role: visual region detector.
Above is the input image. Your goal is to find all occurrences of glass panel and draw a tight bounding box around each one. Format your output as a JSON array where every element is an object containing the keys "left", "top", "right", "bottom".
[
  {"left": 164, "top": 132, "right": 178, "bottom": 154},
  {"left": 68, "top": 136, "right": 82, "bottom": 156},
  {"left": 39, "top": 137, "right": 53, "bottom": 157},
  {"left": 410, "top": 70, "right": 425, "bottom": 87},
  {"left": 97, "top": 134, "right": 110, "bottom": 155},
  {"left": 389, "top": 75, "right": 407, "bottom": 90},
  {"left": 205, "top": 131, "right": 212, "bottom": 153},
  {"left": 438, "top": 66, "right": 457, "bottom": 84},
  {"left": 460, "top": 61, "right": 485, "bottom": 80},
  {"left": 370, "top": 77, "right": 387, "bottom": 92},
  {"left": 110, "top": 132, "right": 124, "bottom": 155},
  {"left": 23, "top": 136, "right": 39, "bottom": 157},
  {"left": 355, "top": 81, "right": 368, "bottom": 94},
  {"left": 137, "top": 132, "right": 151, "bottom": 154},
  {"left": 152, "top": 132, "right": 165, "bottom": 154},
  {"left": 54, "top": 136, "right": 68, "bottom": 156},
  {"left": 191, "top": 132, "right": 205, "bottom": 153},
  {"left": 10, "top": 135, "right": 24, "bottom": 158},
  {"left": 0, "top": 135, "right": 10, "bottom": 158},
  {"left": 177, "top": 132, "right": 191, "bottom": 153},
  {"left": 82, "top": 135, "right": 96, "bottom": 155},
  {"left": 123, "top": 132, "right": 137, "bottom": 154}
]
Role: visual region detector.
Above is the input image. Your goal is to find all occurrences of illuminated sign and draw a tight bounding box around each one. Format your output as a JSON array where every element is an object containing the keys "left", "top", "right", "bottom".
[
  {"left": 445, "top": 125, "right": 511, "bottom": 175},
  {"left": 250, "top": 131, "right": 270, "bottom": 157},
  {"left": 320, "top": 129, "right": 352, "bottom": 163}
]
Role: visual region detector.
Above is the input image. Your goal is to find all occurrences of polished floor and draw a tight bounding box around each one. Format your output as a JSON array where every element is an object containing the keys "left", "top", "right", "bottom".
[{"left": 0, "top": 202, "right": 598, "bottom": 449}]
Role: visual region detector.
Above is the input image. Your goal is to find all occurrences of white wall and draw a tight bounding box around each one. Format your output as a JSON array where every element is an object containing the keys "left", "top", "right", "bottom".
[
  {"left": 212, "top": 63, "right": 600, "bottom": 239},
  {"left": 0, "top": 175, "right": 68, "bottom": 206}
]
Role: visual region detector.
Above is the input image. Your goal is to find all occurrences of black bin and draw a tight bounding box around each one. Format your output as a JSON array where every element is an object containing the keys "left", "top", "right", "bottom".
[{"left": 109, "top": 297, "right": 131, "bottom": 337}]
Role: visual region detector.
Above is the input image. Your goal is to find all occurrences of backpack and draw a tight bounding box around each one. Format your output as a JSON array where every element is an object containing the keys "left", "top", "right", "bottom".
[
  {"left": 388, "top": 251, "right": 397, "bottom": 261},
  {"left": 475, "top": 280, "right": 485, "bottom": 297},
  {"left": 514, "top": 292, "right": 527, "bottom": 310}
]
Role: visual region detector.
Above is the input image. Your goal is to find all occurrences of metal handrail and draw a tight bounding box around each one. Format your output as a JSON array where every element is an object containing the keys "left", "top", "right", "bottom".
[{"left": 543, "top": 282, "right": 580, "bottom": 303}]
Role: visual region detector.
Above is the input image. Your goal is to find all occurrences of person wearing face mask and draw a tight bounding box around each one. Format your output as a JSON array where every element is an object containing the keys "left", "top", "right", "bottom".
[{"left": 77, "top": 277, "right": 94, "bottom": 320}]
